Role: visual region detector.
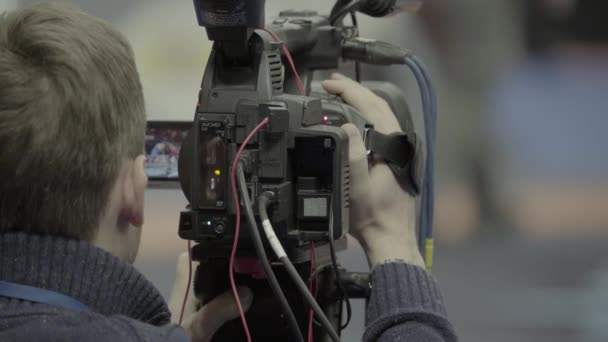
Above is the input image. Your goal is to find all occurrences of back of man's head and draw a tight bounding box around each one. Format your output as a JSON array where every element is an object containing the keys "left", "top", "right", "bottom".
[{"left": 0, "top": 2, "right": 145, "bottom": 240}]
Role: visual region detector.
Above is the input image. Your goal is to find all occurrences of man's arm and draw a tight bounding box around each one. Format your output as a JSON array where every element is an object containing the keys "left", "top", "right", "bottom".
[
  {"left": 322, "top": 74, "right": 458, "bottom": 341},
  {"left": 365, "top": 263, "right": 457, "bottom": 342}
]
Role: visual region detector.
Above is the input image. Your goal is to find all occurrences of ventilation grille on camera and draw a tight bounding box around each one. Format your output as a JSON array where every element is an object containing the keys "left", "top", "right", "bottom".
[
  {"left": 343, "top": 165, "right": 351, "bottom": 208},
  {"left": 268, "top": 53, "right": 283, "bottom": 93}
]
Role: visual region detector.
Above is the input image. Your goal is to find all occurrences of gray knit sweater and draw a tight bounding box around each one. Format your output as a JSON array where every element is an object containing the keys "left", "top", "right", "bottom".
[{"left": 0, "top": 233, "right": 457, "bottom": 341}]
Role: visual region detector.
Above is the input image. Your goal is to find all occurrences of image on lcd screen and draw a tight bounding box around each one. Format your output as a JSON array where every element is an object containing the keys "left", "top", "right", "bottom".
[{"left": 145, "top": 123, "right": 190, "bottom": 179}]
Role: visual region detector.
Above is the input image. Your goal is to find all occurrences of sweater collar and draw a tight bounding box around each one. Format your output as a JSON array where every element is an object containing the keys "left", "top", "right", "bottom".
[{"left": 0, "top": 232, "right": 171, "bottom": 325}]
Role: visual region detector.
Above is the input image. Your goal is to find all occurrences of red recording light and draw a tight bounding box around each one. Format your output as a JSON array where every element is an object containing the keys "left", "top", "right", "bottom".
[{"left": 323, "top": 115, "right": 329, "bottom": 121}]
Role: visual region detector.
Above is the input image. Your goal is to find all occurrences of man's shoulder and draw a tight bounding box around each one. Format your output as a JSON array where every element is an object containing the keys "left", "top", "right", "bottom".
[{"left": 0, "top": 303, "right": 188, "bottom": 342}]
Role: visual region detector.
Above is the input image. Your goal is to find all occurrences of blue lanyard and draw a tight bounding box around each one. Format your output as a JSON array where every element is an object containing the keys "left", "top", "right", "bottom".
[{"left": 0, "top": 280, "right": 89, "bottom": 312}]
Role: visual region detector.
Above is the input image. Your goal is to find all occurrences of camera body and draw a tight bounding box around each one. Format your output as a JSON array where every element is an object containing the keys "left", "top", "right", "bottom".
[
  {"left": 178, "top": 9, "right": 415, "bottom": 258},
  {"left": 177, "top": 23, "right": 350, "bottom": 256},
  {"left": 176, "top": 2, "right": 421, "bottom": 340}
]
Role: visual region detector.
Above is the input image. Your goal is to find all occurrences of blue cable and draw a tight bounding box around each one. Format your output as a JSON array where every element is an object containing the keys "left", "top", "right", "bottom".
[
  {"left": 411, "top": 55, "right": 437, "bottom": 241},
  {"left": 403, "top": 57, "right": 429, "bottom": 251},
  {"left": 404, "top": 55, "right": 436, "bottom": 254}
]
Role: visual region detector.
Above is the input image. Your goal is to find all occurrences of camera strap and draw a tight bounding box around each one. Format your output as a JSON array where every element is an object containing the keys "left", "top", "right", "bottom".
[
  {"left": 364, "top": 128, "right": 424, "bottom": 194},
  {"left": 0, "top": 280, "right": 89, "bottom": 312}
]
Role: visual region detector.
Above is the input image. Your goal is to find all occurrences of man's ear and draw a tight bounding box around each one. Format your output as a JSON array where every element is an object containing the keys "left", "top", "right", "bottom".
[{"left": 121, "top": 155, "right": 147, "bottom": 227}]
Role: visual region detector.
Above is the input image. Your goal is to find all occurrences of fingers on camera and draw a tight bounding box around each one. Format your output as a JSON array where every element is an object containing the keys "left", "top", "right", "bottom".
[
  {"left": 341, "top": 123, "right": 370, "bottom": 197},
  {"left": 341, "top": 124, "right": 367, "bottom": 161},
  {"left": 322, "top": 78, "right": 372, "bottom": 113},
  {"left": 323, "top": 75, "right": 395, "bottom": 128}
]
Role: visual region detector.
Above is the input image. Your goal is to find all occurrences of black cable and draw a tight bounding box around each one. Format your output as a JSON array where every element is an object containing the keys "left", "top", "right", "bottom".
[
  {"left": 331, "top": 1, "right": 360, "bottom": 81},
  {"left": 303, "top": 262, "right": 340, "bottom": 328},
  {"left": 330, "top": 0, "right": 361, "bottom": 25},
  {"left": 336, "top": 11, "right": 358, "bottom": 295},
  {"left": 330, "top": 0, "right": 345, "bottom": 20},
  {"left": 327, "top": 199, "right": 352, "bottom": 329},
  {"left": 257, "top": 193, "right": 341, "bottom": 342},
  {"left": 280, "top": 257, "right": 341, "bottom": 342},
  {"left": 235, "top": 164, "right": 304, "bottom": 342},
  {"left": 350, "top": 11, "right": 361, "bottom": 82},
  {"left": 350, "top": 10, "right": 358, "bottom": 26},
  {"left": 329, "top": 239, "right": 352, "bottom": 330}
]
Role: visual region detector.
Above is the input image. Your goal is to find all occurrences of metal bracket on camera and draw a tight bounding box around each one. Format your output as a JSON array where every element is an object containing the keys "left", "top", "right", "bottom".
[{"left": 364, "top": 126, "right": 424, "bottom": 195}]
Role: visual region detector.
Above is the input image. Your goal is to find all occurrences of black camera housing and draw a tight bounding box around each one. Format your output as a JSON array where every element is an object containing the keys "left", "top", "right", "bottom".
[
  {"left": 177, "top": 3, "right": 419, "bottom": 341},
  {"left": 177, "top": 12, "right": 351, "bottom": 257},
  {"left": 178, "top": 10, "right": 415, "bottom": 257}
]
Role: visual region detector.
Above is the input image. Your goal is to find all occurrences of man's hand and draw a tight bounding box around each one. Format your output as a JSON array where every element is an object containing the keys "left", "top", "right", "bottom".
[
  {"left": 168, "top": 253, "right": 253, "bottom": 342},
  {"left": 322, "top": 73, "right": 424, "bottom": 268}
]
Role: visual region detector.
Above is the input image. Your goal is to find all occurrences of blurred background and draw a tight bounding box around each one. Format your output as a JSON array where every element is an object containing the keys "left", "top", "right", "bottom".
[{"left": 4, "top": 0, "right": 608, "bottom": 341}]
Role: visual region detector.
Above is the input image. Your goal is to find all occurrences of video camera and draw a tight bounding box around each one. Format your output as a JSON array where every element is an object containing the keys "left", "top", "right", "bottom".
[{"left": 175, "top": 1, "right": 436, "bottom": 341}]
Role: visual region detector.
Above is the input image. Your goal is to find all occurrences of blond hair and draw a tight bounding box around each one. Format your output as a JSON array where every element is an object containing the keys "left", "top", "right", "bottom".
[{"left": 0, "top": 2, "right": 145, "bottom": 240}]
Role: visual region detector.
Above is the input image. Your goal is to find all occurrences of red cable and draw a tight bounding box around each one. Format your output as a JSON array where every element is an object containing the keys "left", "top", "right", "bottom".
[
  {"left": 229, "top": 117, "right": 270, "bottom": 342},
  {"left": 307, "top": 242, "right": 318, "bottom": 342},
  {"left": 179, "top": 28, "right": 302, "bottom": 338},
  {"left": 178, "top": 240, "right": 193, "bottom": 326},
  {"left": 263, "top": 28, "right": 306, "bottom": 96}
]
